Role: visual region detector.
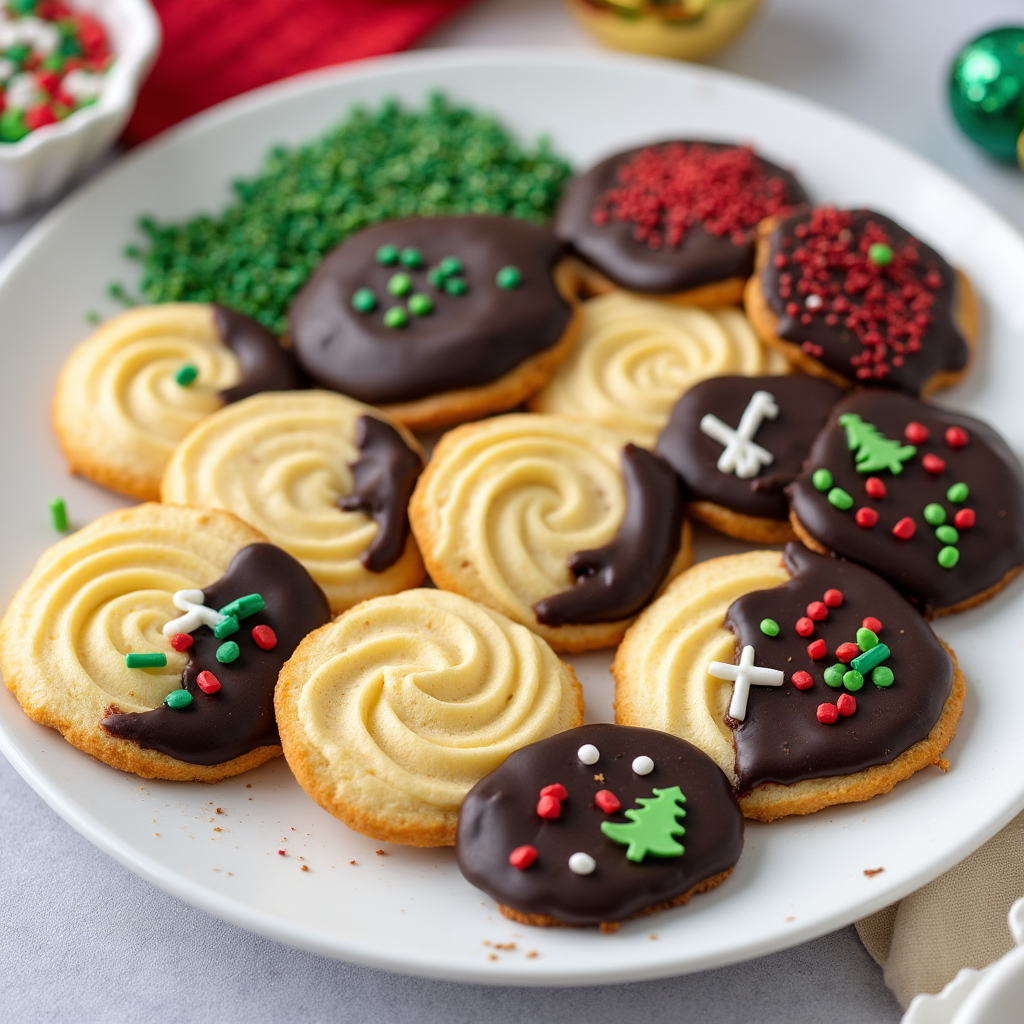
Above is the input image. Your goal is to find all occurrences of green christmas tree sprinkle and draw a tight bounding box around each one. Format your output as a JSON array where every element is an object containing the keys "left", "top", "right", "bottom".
[
  {"left": 601, "top": 786, "right": 687, "bottom": 863},
  {"left": 838, "top": 414, "right": 917, "bottom": 474}
]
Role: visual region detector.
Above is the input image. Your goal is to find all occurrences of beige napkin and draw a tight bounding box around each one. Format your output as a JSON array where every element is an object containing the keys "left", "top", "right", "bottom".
[{"left": 855, "top": 808, "right": 1024, "bottom": 1008}]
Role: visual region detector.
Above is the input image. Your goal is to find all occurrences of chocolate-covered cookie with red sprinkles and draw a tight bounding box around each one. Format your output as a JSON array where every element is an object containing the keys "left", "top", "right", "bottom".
[
  {"left": 790, "top": 390, "right": 1024, "bottom": 616},
  {"left": 456, "top": 723, "right": 743, "bottom": 930},
  {"left": 745, "top": 207, "right": 978, "bottom": 396},
  {"left": 555, "top": 140, "right": 808, "bottom": 305}
]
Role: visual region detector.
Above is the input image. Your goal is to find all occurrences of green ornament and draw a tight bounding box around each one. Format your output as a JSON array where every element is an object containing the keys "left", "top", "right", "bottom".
[
  {"left": 164, "top": 689, "right": 193, "bottom": 709},
  {"left": 923, "top": 503, "right": 946, "bottom": 526},
  {"left": 408, "top": 293, "right": 433, "bottom": 317},
  {"left": 872, "top": 666, "right": 895, "bottom": 688},
  {"left": 947, "top": 482, "right": 969, "bottom": 503},
  {"left": 600, "top": 786, "right": 687, "bottom": 863},
  {"left": 824, "top": 664, "right": 845, "bottom": 688},
  {"left": 838, "top": 413, "right": 917, "bottom": 474},
  {"left": 843, "top": 669, "right": 865, "bottom": 692},
  {"left": 949, "top": 27, "right": 1024, "bottom": 163},
  {"left": 812, "top": 468, "right": 833, "bottom": 492},
  {"left": 216, "top": 641, "right": 240, "bottom": 664},
  {"left": 868, "top": 243, "right": 894, "bottom": 267},
  {"left": 384, "top": 307, "right": 408, "bottom": 329},
  {"left": 388, "top": 273, "right": 412, "bottom": 297},
  {"left": 759, "top": 618, "right": 780, "bottom": 637},
  {"left": 856, "top": 627, "right": 878, "bottom": 652},
  {"left": 376, "top": 244, "right": 399, "bottom": 266},
  {"left": 938, "top": 546, "right": 960, "bottom": 569},
  {"left": 399, "top": 247, "right": 424, "bottom": 269},
  {"left": 936, "top": 524, "right": 959, "bottom": 544},
  {"left": 827, "top": 487, "right": 854, "bottom": 511},
  {"left": 352, "top": 288, "right": 377, "bottom": 313},
  {"left": 496, "top": 265, "right": 522, "bottom": 289}
]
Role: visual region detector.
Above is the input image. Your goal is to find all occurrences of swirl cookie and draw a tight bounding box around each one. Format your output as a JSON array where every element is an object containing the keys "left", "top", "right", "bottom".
[
  {"left": 656, "top": 374, "right": 844, "bottom": 543},
  {"left": 409, "top": 414, "right": 693, "bottom": 652},
  {"left": 53, "top": 303, "right": 304, "bottom": 500},
  {"left": 613, "top": 544, "right": 964, "bottom": 821},
  {"left": 162, "top": 391, "right": 425, "bottom": 615},
  {"left": 789, "top": 390, "right": 1024, "bottom": 616},
  {"left": 287, "top": 215, "right": 581, "bottom": 430},
  {"left": 0, "top": 503, "right": 330, "bottom": 782},
  {"left": 745, "top": 207, "right": 978, "bottom": 396},
  {"left": 275, "top": 588, "right": 584, "bottom": 846},
  {"left": 457, "top": 724, "right": 743, "bottom": 930},
  {"left": 556, "top": 140, "right": 808, "bottom": 304},
  {"left": 529, "top": 292, "right": 790, "bottom": 448}
]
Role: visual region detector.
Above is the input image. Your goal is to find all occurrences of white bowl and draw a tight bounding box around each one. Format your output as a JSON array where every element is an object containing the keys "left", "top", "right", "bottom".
[{"left": 0, "top": 0, "right": 160, "bottom": 218}]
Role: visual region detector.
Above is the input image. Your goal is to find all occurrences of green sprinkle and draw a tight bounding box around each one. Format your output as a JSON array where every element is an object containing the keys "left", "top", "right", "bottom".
[
  {"left": 399, "top": 247, "right": 424, "bottom": 269},
  {"left": 376, "top": 244, "right": 399, "bottom": 266},
  {"left": 824, "top": 664, "right": 845, "bottom": 688},
  {"left": 408, "top": 293, "right": 433, "bottom": 316},
  {"left": 439, "top": 256, "right": 463, "bottom": 277},
  {"left": 213, "top": 615, "right": 239, "bottom": 639},
  {"left": 0, "top": 108, "right": 28, "bottom": 143},
  {"left": 868, "top": 243, "right": 894, "bottom": 267},
  {"left": 759, "top": 618, "right": 780, "bottom": 637},
  {"left": 444, "top": 277, "right": 469, "bottom": 296},
  {"left": 428, "top": 267, "right": 447, "bottom": 288},
  {"left": 125, "top": 652, "right": 167, "bottom": 669},
  {"left": 936, "top": 524, "right": 959, "bottom": 544},
  {"left": 938, "top": 546, "right": 960, "bottom": 569},
  {"left": 812, "top": 468, "right": 833, "bottom": 492},
  {"left": 49, "top": 497, "right": 68, "bottom": 532},
  {"left": 216, "top": 641, "right": 240, "bottom": 664},
  {"left": 851, "top": 642, "right": 890, "bottom": 675},
  {"left": 828, "top": 487, "right": 854, "bottom": 510},
  {"left": 85, "top": 310, "right": 101, "bottom": 325},
  {"left": 175, "top": 363, "right": 199, "bottom": 387},
  {"left": 843, "top": 669, "right": 865, "bottom": 692},
  {"left": 496, "top": 265, "right": 522, "bottom": 289},
  {"left": 352, "top": 288, "right": 377, "bottom": 313},
  {"left": 388, "top": 272, "right": 412, "bottom": 297},
  {"left": 923, "top": 503, "right": 946, "bottom": 526},
  {"left": 872, "top": 665, "right": 895, "bottom": 688},
  {"left": 5, "top": 43, "right": 30, "bottom": 65},
  {"left": 218, "top": 594, "right": 265, "bottom": 619},
  {"left": 384, "top": 307, "right": 408, "bottom": 329},
  {"left": 856, "top": 627, "right": 878, "bottom": 652},
  {"left": 164, "top": 689, "right": 193, "bottom": 709},
  {"left": 41, "top": 53, "right": 64, "bottom": 72},
  {"left": 947, "top": 482, "right": 969, "bottom": 504}
]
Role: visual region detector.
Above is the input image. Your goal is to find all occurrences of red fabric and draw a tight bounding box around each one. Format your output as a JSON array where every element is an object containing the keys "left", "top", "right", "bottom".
[{"left": 124, "top": 0, "right": 473, "bottom": 144}]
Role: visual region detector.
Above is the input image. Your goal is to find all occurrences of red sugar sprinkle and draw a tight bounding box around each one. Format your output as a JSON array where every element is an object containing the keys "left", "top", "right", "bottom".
[
  {"left": 540, "top": 784, "right": 568, "bottom": 801},
  {"left": 795, "top": 616, "right": 815, "bottom": 637},
  {"left": 593, "top": 143, "right": 796, "bottom": 250},
  {"left": 904, "top": 421, "right": 929, "bottom": 444},
  {"left": 509, "top": 845, "right": 538, "bottom": 870},
  {"left": 278, "top": 849, "right": 286, "bottom": 856},
  {"left": 595, "top": 790, "right": 621, "bottom": 814},
  {"left": 823, "top": 589, "right": 844, "bottom": 608},
  {"left": 807, "top": 639, "right": 827, "bottom": 660},
  {"left": 954, "top": 508, "right": 976, "bottom": 530},
  {"left": 864, "top": 477, "right": 887, "bottom": 500},
  {"left": 855, "top": 506, "right": 879, "bottom": 529},
  {"left": 892, "top": 517, "right": 916, "bottom": 540},
  {"left": 837, "top": 693, "right": 857, "bottom": 717},
  {"left": 536, "top": 795, "right": 562, "bottom": 820},
  {"left": 806, "top": 601, "right": 828, "bottom": 622},
  {"left": 817, "top": 703, "right": 839, "bottom": 725},
  {"left": 945, "top": 426, "right": 969, "bottom": 449},
  {"left": 792, "top": 670, "right": 814, "bottom": 691},
  {"left": 862, "top": 616, "right": 883, "bottom": 633},
  {"left": 196, "top": 670, "right": 221, "bottom": 694},
  {"left": 922, "top": 453, "right": 945, "bottom": 475},
  {"left": 170, "top": 633, "right": 193, "bottom": 652},
  {"left": 836, "top": 642, "right": 859, "bottom": 664},
  {"left": 252, "top": 625, "right": 277, "bottom": 650}
]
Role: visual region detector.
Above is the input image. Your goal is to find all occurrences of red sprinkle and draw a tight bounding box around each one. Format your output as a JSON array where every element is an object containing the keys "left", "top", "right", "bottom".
[
  {"left": 836, "top": 642, "right": 859, "bottom": 664},
  {"left": 817, "top": 703, "right": 839, "bottom": 724},
  {"left": 823, "top": 589, "right": 844, "bottom": 608},
  {"left": 862, "top": 616, "right": 883, "bottom": 633},
  {"left": 278, "top": 850, "right": 286, "bottom": 856},
  {"left": 806, "top": 601, "right": 828, "bottom": 622},
  {"left": 196, "top": 670, "right": 221, "bottom": 694},
  {"left": 795, "top": 616, "right": 815, "bottom": 637},
  {"left": 855, "top": 507, "right": 879, "bottom": 529},
  {"left": 540, "top": 783, "right": 568, "bottom": 801},
  {"left": 170, "top": 633, "right": 193, "bottom": 652},
  {"left": 954, "top": 508, "right": 976, "bottom": 530},
  {"left": 807, "top": 639, "right": 827, "bottom": 660},
  {"left": 945, "top": 426, "right": 969, "bottom": 448},
  {"left": 594, "top": 790, "right": 621, "bottom": 813},
  {"left": 892, "top": 517, "right": 916, "bottom": 540},
  {"left": 837, "top": 693, "right": 857, "bottom": 717},
  {"left": 792, "top": 671, "right": 814, "bottom": 691},
  {"left": 904, "top": 421, "right": 929, "bottom": 445},
  {"left": 509, "top": 845, "right": 538, "bottom": 870},
  {"left": 536, "top": 794, "right": 562, "bottom": 820},
  {"left": 251, "top": 625, "right": 277, "bottom": 650},
  {"left": 864, "top": 477, "right": 887, "bottom": 500},
  {"left": 922, "top": 453, "right": 946, "bottom": 475}
]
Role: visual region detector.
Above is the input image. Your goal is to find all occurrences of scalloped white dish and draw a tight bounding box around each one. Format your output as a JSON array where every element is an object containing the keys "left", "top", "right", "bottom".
[{"left": 1, "top": 49, "right": 1024, "bottom": 986}]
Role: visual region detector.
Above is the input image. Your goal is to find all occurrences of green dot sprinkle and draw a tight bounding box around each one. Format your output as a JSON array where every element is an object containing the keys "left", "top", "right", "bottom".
[
  {"left": 856, "top": 627, "right": 878, "bottom": 652},
  {"left": 812, "top": 468, "right": 833, "bottom": 492},
  {"left": 824, "top": 664, "right": 845, "bottom": 688},
  {"left": 216, "top": 641, "right": 240, "bottom": 664},
  {"left": 164, "top": 689, "right": 193, "bottom": 709},
  {"left": 219, "top": 594, "right": 265, "bottom": 620},
  {"left": 938, "top": 546, "right": 960, "bottom": 569},
  {"left": 935, "top": 524, "right": 959, "bottom": 545},
  {"left": 947, "top": 482, "right": 969, "bottom": 504},
  {"left": 828, "top": 487, "right": 854, "bottom": 510},
  {"left": 923, "top": 503, "right": 946, "bottom": 526},
  {"left": 428, "top": 267, "right": 446, "bottom": 288},
  {"left": 759, "top": 618, "right": 780, "bottom": 637},
  {"left": 213, "top": 615, "right": 239, "bottom": 639},
  {"left": 352, "top": 288, "right": 377, "bottom": 313},
  {"left": 439, "top": 256, "right": 463, "bottom": 277},
  {"left": 408, "top": 293, "right": 433, "bottom": 316},
  {"left": 399, "top": 247, "right": 424, "bottom": 269},
  {"left": 388, "top": 273, "right": 412, "bottom": 297},
  {"left": 384, "top": 307, "right": 408, "bottom": 329},
  {"left": 175, "top": 364, "right": 198, "bottom": 387},
  {"left": 376, "top": 244, "right": 399, "bottom": 266},
  {"left": 49, "top": 497, "right": 68, "bottom": 533},
  {"left": 125, "top": 652, "right": 167, "bottom": 669},
  {"left": 868, "top": 243, "right": 894, "bottom": 267},
  {"left": 445, "top": 277, "right": 469, "bottom": 296},
  {"left": 843, "top": 669, "right": 865, "bottom": 692},
  {"left": 872, "top": 665, "right": 895, "bottom": 688},
  {"left": 496, "top": 265, "right": 522, "bottom": 289}
]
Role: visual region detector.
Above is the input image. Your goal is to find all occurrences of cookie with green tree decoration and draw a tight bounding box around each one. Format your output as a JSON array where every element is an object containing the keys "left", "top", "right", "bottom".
[{"left": 601, "top": 786, "right": 686, "bottom": 861}]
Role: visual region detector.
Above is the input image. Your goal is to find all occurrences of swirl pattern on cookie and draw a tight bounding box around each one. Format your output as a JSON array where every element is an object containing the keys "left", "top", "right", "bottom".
[
  {"left": 531, "top": 293, "right": 789, "bottom": 447},
  {"left": 161, "top": 391, "right": 425, "bottom": 614},
  {"left": 275, "top": 588, "right": 584, "bottom": 846}
]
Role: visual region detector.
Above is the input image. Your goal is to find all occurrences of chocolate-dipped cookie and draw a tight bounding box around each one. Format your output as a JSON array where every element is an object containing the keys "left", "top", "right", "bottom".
[
  {"left": 789, "top": 390, "right": 1024, "bottom": 616},
  {"left": 456, "top": 723, "right": 743, "bottom": 929},
  {"left": 555, "top": 140, "right": 808, "bottom": 305},
  {"left": 614, "top": 545, "right": 965, "bottom": 821},
  {"left": 745, "top": 206, "right": 978, "bottom": 396},
  {"left": 656, "top": 374, "right": 844, "bottom": 542},
  {"left": 287, "top": 215, "right": 581, "bottom": 430}
]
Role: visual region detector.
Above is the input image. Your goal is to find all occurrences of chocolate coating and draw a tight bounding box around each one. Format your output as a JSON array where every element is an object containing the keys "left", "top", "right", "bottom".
[
  {"left": 761, "top": 208, "right": 969, "bottom": 395},
  {"left": 337, "top": 415, "right": 423, "bottom": 573},
  {"left": 726, "top": 544, "right": 953, "bottom": 792},
  {"left": 555, "top": 140, "right": 808, "bottom": 294},
  {"left": 534, "top": 444, "right": 685, "bottom": 625},
  {"left": 790, "top": 390, "right": 1024, "bottom": 613},
  {"left": 102, "top": 544, "right": 330, "bottom": 765},
  {"left": 287, "top": 216, "right": 573, "bottom": 405},
  {"left": 213, "top": 304, "right": 305, "bottom": 403},
  {"left": 656, "top": 375, "right": 844, "bottom": 521},
  {"left": 456, "top": 724, "right": 743, "bottom": 926}
]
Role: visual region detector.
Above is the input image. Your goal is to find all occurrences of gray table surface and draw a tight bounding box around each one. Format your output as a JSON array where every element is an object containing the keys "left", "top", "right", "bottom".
[{"left": 2, "top": 1, "right": 1021, "bottom": 1020}]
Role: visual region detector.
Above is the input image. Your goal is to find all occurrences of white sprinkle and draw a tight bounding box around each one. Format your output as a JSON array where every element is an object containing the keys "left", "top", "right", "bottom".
[
  {"left": 577, "top": 744, "right": 599, "bottom": 765},
  {"left": 632, "top": 756, "right": 654, "bottom": 776},
  {"left": 5, "top": 72, "right": 41, "bottom": 111},
  {"left": 806, "top": 294, "right": 824, "bottom": 310},
  {"left": 162, "top": 589, "right": 226, "bottom": 637},
  {"left": 568, "top": 852, "right": 596, "bottom": 875},
  {"left": 0, "top": 58, "right": 15, "bottom": 82},
  {"left": 62, "top": 69, "right": 106, "bottom": 102}
]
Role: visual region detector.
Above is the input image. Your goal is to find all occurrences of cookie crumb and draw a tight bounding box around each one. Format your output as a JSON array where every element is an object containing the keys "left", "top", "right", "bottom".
[
  {"left": 494, "top": 942, "right": 516, "bottom": 951},
  {"left": 213, "top": 827, "right": 222, "bottom": 832},
  {"left": 216, "top": 807, "right": 225, "bottom": 814},
  {"left": 350, "top": 860, "right": 357, "bottom": 865},
  {"left": 786, "top": 916, "right": 795, "bottom": 922},
  {"left": 246, "top": 784, "right": 251, "bottom": 788},
  {"left": 864, "top": 867, "right": 884, "bottom": 877},
  {"left": 154, "top": 833, "right": 160, "bottom": 837},
  {"left": 376, "top": 849, "right": 386, "bottom": 856},
  {"left": 526, "top": 951, "right": 538, "bottom": 959},
  {"left": 933, "top": 758, "right": 950, "bottom": 772},
  {"left": 649, "top": 934, "right": 658, "bottom": 941},
  {"left": 301, "top": 865, "right": 309, "bottom": 872},
  {"left": 488, "top": 954, "right": 498, "bottom": 961},
  {"left": 599, "top": 922, "right": 620, "bottom": 934},
  {"left": 593, "top": 773, "right": 605, "bottom": 783}
]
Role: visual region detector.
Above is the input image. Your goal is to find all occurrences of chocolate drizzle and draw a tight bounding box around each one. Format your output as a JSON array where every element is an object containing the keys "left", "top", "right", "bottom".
[
  {"left": 287, "top": 216, "right": 573, "bottom": 405},
  {"left": 726, "top": 544, "right": 953, "bottom": 792},
  {"left": 213, "top": 304, "right": 305, "bottom": 404},
  {"left": 337, "top": 415, "right": 423, "bottom": 573},
  {"left": 656, "top": 375, "right": 844, "bottom": 521},
  {"left": 456, "top": 724, "right": 744, "bottom": 926},
  {"left": 101, "top": 544, "right": 330, "bottom": 766},
  {"left": 533, "top": 444, "right": 685, "bottom": 626}
]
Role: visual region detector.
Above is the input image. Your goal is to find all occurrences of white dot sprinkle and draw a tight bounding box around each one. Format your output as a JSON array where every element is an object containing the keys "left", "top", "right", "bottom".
[
  {"left": 577, "top": 744, "right": 600, "bottom": 765},
  {"left": 568, "top": 852, "right": 596, "bottom": 875},
  {"left": 632, "top": 755, "right": 654, "bottom": 776},
  {"left": 806, "top": 294, "right": 824, "bottom": 310}
]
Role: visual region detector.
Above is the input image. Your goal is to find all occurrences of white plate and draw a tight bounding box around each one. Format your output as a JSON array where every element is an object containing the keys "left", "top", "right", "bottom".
[{"left": 1, "top": 48, "right": 1023, "bottom": 986}]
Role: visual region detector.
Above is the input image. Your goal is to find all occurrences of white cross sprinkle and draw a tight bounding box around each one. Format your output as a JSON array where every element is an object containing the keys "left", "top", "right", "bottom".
[
  {"left": 708, "top": 644, "right": 785, "bottom": 722},
  {"left": 162, "top": 589, "right": 226, "bottom": 638},
  {"left": 700, "top": 389, "right": 779, "bottom": 479}
]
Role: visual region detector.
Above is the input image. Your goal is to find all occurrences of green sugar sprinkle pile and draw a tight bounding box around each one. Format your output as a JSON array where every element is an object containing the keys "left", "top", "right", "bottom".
[{"left": 122, "top": 94, "right": 574, "bottom": 336}]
